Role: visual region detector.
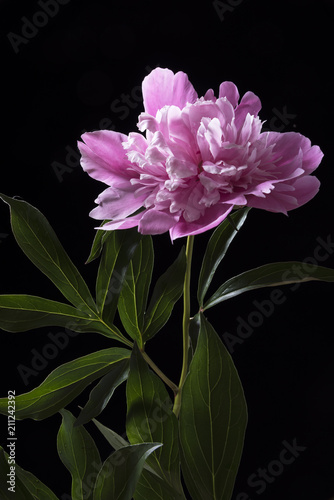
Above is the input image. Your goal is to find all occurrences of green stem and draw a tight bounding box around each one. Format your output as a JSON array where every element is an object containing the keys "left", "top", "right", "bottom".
[
  {"left": 141, "top": 350, "right": 179, "bottom": 395},
  {"left": 173, "top": 235, "right": 195, "bottom": 417}
]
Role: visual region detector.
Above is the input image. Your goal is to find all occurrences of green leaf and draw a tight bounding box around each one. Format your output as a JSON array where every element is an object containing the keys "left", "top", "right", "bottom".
[
  {"left": 75, "top": 358, "right": 130, "bottom": 426},
  {"left": 0, "top": 294, "right": 129, "bottom": 342},
  {"left": 0, "top": 446, "right": 58, "bottom": 500},
  {"left": 179, "top": 313, "right": 247, "bottom": 500},
  {"left": 14, "top": 470, "right": 59, "bottom": 500},
  {"left": 93, "top": 443, "right": 162, "bottom": 500},
  {"left": 0, "top": 348, "right": 130, "bottom": 420},
  {"left": 126, "top": 344, "right": 184, "bottom": 498},
  {"left": 91, "top": 418, "right": 161, "bottom": 479},
  {"left": 0, "top": 294, "right": 91, "bottom": 332},
  {"left": 197, "top": 208, "right": 250, "bottom": 307},
  {"left": 134, "top": 470, "right": 181, "bottom": 500},
  {"left": 204, "top": 261, "right": 334, "bottom": 310},
  {"left": 118, "top": 236, "right": 154, "bottom": 347},
  {"left": 93, "top": 417, "right": 129, "bottom": 448},
  {"left": 92, "top": 419, "right": 184, "bottom": 498},
  {"left": 0, "top": 194, "right": 96, "bottom": 314},
  {"left": 7, "top": 450, "right": 59, "bottom": 499},
  {"left": 96, "top": 228, "right": 142, "bottom": 326},
  {"left": 86, "top": 220, "right": 110, "bottom": 264},
  {"left": 143, "top": 246, "right": 186, "bottom": 342},
  {"left": 57, "top": 409, "right": 102, "bottom": 500}
]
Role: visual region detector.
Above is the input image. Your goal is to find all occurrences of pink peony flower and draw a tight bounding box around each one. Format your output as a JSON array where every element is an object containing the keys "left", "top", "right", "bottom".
[{"left": 78, "top": 67, "right": 323, "bottom": 240}]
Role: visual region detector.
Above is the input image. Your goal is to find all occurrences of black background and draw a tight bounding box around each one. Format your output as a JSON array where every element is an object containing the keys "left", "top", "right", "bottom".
[{"left": 0, "top": 0, "right": 334, "bottom": 498}]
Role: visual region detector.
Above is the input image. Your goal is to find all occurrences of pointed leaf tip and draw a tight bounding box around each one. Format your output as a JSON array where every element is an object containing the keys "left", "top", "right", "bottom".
[
  {"left": 0, "top": 194, "right": 96, "bottom": 314},
  {"left": 93, "top": 443, "right": 162, "bottom": 500},
  {"left": 198, "top": 207, "right": 250, "bottom": 306}
]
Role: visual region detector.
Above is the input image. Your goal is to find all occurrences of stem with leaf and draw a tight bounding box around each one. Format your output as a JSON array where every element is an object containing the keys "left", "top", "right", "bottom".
[
  {"left": 141, "top": 349, "right": 179, "bottom": 395},
  {"left": 173, "top": 235, "right": 195, "bottom": 417}
]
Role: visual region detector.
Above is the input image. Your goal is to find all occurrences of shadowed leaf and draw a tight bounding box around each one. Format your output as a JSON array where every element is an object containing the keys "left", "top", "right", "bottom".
[
  {"left": 118, "top": 236, "right": 154, "bottom": 346},
  {"left": 197, "top": 208, "right": 250, "bottom": 307},
  {"left": 204, "top": 261, "right": 334, "bottom": 310},
  {"left": 57, "top": 409, "right": 101, "bottom": 500},
  {"left": 179, "top": 314, "right": 247, "bottom": 500},
  {"left": 143, "top": 246, "right": 186, "bottom": 342},
  {"left": 0, "top": 348, "right": 130, "bottom": 420},
  {"left": 126, "top": 344, "right": 185, "bottom": 498},
  {"left": 0, "top": 194, "right": 96, "bottom": 314},
  {"left": 75, "top": 358, "right": 130, "bottom": 426},
  {"left": 93, "top": 443, "right": 161, "bottom": 500},
  {"left": 0, "top": 446, "right": 58, "bottom": 500}
]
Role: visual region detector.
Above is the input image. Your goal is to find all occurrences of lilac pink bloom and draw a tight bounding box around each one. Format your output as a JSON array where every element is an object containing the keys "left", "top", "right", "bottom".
[{"left": 78, "top": 68, "right": 323, "bottom": 240}]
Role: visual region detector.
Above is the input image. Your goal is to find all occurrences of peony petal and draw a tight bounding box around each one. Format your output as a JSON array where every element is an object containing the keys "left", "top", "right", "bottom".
[
  {"left": 183, "top": 101, "right": 222, "bottom": 133},
  {"left": 157, "top": 105, "right": 197, "bottom": 158},
  {"left": 287, "top": 175, "right": 320, "bottom": 208},
  {"left": 218, "top": 81, "right": 240, "bottom": 108},
  {"left": 89, "top": 186, "right": 146, "bottom": 220},
  {"left": 123, "top": 132, "right": 148, "bottom": 153},
  {"left": 101, "top": 212, "right": 144, "bottom": 231},
  {"left": 204, "top": 88, "right": 216, "bottom": 101},
  {"left": 235, "top": 91, "right": 262, "bottom": 128},
  {"left": 215, "top": 98, "right": 236, "bottom": 128},
  {"left": 197, "top": 120, "right": 213, "bottom": 162},
  {"left": 246, "top": 176, "right": 320, "bottom": 213},
  {"left": 142, "top": 67, "right": 198, "bottom": 116},
  {"left": 237, "top": 113, "right": 262, "bottom": 145},
  {"left": 265, "top": 132, "right": 304, "bottom": 164},
  {"left": 137, "top": 112, "right": 159, "bottom": 133},
  {"left": 78, "top": 130, "right": 131, "bottom": 186},
  {"left": 263, "top": 131, "right": 323, "bottom": 180},
  {"left": 205, "top": 117, "right": 224, "bottom": 160},
  {"left": 299, "top": 139, "right": 324, "bottom": 174},
  {"left": 138, "top": 209, "right": 179, "bottom": 234},
  {"left": 169, "top": 204, "right": 233, "bottom": 240},
  {"left": 166, "top": 157, "right": 198, "bottom": 179}
]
